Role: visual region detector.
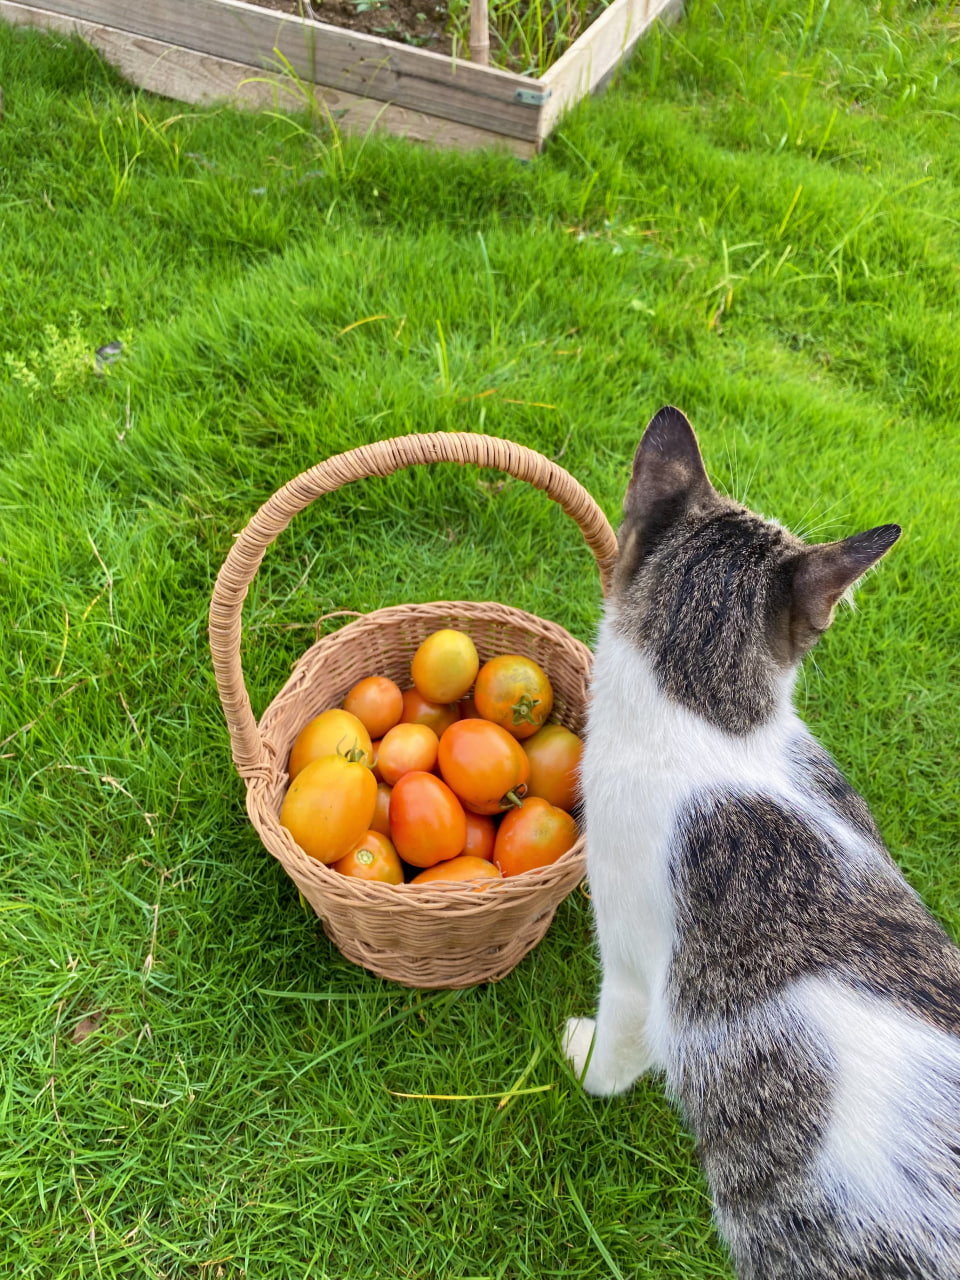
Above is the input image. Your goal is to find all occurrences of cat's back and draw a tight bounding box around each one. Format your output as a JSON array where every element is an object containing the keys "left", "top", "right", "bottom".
[
  {"left": 666, "top": 756, "right": 960, "bottom": 1279},
  {"left": 585, "top": 539, "right": 960, "bottom": 1280}
]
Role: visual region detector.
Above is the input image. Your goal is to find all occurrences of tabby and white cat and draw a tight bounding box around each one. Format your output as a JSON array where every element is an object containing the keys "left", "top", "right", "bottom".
[{"left": 565, "top": 407, "right": 960, "bottom": 1279}]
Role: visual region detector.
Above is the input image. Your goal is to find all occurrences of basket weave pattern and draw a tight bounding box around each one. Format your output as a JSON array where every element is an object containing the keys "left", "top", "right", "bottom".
[{"left": 209, "top": 433, "right": 617, "bottom": 988}]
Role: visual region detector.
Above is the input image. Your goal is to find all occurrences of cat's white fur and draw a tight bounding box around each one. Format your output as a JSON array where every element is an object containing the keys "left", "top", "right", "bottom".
[{"left": 565, "top": 610, "right": 959, "bottom": 1232}]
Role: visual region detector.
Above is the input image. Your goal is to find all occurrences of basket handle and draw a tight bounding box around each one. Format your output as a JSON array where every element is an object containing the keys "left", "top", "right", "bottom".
[{"left": 209, "top": 432, "right": 619, "bottom": 776}]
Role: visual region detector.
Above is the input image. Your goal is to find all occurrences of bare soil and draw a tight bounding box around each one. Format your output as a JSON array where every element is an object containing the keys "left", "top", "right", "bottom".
[{"left": 252, "top": 0, "right": 457, "bottom": 59}]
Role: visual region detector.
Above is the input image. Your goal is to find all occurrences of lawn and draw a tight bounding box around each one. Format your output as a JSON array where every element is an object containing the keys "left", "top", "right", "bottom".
[{"left": 1, "top": 2, "right": 958, "bottom": 1276}]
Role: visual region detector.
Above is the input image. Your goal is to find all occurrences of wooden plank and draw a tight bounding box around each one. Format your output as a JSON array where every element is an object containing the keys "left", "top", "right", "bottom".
[
  {"left": 15, "top": 0, "right": 547, "bottom": 141},
  {"left": 1, "top": 1, "right": 536, "bottom": 154},
  {"left": 538, "top": 0, "right": 681, "bottom": 140}
]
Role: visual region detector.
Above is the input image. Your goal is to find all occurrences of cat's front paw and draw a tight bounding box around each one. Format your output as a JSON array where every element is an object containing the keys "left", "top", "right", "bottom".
[{"left": 563, "top": 1016, "right": 597, "bottom": 1081}]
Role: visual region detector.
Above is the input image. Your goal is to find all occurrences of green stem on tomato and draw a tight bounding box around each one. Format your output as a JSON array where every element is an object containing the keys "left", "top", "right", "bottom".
[
  {"left": 511, "top": 694, "right": 542, "bottom": 726},
  {"left": 502, "top": 786, "right": 527, "bottom": 810}
]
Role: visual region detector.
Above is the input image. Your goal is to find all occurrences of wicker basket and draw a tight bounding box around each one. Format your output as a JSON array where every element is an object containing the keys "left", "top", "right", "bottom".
[{"left": 208, "top": 432, "right": 618, "bottom": 988}]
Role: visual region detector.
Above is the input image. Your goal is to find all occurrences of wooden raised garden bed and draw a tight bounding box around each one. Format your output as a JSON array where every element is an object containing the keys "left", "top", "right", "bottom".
[{"left": 2, "top": 0, "right": 681, "bottom": 155}]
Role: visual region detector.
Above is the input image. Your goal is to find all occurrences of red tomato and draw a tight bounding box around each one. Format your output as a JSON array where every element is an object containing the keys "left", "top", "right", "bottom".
[
  {"left": 343, "top": 676, "right": 404, "bottom": 740},
  {"left": 370, "top": 782, "right": 393, "bottom": 836},
  {"left": 462, "top": 811, "right": 496, "bottom": 861},
  {"left": 333, "top": 830, "right": 404, "bottom": 885},
  {"left": 410, "top": 856, "right": 502, "bottom": 886},
  {"left": 437, "top": 719, "right": 530, "bottom": 815},
  {"left": 400, "top": 687, "right": 459, "bottom": 738},
  {"left": 377, "top": 723, "right": 439, "bottom": 786},
  {"left": 474, "top": 654, "right": 554, "bottom": 740},
  {"left": 389, "top": 771, "right": 467, "bottom": 868},
  {"left": 458, "top": 696, "right": 482, "bottom": 720},
  {"left": 521, "top": 724, "right": 583, "bottom": 812},
  {"left": 493, "top": 797, "right": 578, "bottom": 877}
]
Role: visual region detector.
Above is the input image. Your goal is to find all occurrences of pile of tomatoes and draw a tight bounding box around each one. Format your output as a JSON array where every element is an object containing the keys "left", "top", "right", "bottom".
[{"left": 278, "top": 628, "right": 583, "bottom": 887}]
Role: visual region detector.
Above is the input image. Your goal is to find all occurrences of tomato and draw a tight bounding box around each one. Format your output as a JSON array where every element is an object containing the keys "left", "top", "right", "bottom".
[
  {"left": 280, "top": 754, "right": 377, "bottom": 864},
  {"left": 473, "top": 655, "right": 554, "bottom": 740},
  {"left": 411, "top": 629, "right": 479, "bottom": 704},
  {"left": 493, "top": 797, "right": 578, "bottom": 877},
  {"left": 462, "top": 811, "right": 496, "bottom": 861},
  {"left": 287, "top": 708, "right": 373, "bottom": 780},
  {"left": 437, "top": 719, "right": 530, "bottom": 815},
  {"left": 377, "top": 723, "right": 439, "bottom": 786},
  {"left": 400, "top": 687, "right": 459, "bottom": 737},
  {"left": 333, "top": 830, "right": 404, "bottom": 885},
  {"left": 369, "top": 739, "right": 383, "bottom": 782},
  {"left": 410, "top": 856, "right": 502, "bottom": 886},
  {"left": 343, "top": 676, "right": 403, "bottom": 740},
  {"left": 371, "top": 782, "right": 393, "bottom": 836},
  {"left": 389, "top": 771, "right": 467, "bottom": 868},
  {"left": 522, "top": 724, "right": 583, "bottom": 812},
  {"left": 458, "top": 696, "right": 481, "bottom": 720}
]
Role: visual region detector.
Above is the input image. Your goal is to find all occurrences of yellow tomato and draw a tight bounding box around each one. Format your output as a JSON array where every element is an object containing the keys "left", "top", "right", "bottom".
[
  {"left": 280, "top": 754, "right": 377, "bottom": 864},
  {"left": 287, "top": 708, "right": 373, "bottom": 780},
  {"left": 411, "top": 629, "right": 480, "bottom": 704}
]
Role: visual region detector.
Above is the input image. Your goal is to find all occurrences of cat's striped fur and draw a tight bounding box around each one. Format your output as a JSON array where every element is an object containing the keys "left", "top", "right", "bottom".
[{"left": 565, "top": 407, "right": 960, "bottom": 1279}]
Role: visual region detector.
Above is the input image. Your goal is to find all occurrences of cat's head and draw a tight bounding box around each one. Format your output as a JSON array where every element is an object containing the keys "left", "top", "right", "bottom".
[{"left": 611, "top": 406, "right": 900, "bottom": 735}]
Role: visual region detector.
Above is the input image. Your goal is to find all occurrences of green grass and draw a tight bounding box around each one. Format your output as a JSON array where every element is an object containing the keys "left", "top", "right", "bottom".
[{"left": 1, "top": 2, "right": 959, "bottom": 1276}]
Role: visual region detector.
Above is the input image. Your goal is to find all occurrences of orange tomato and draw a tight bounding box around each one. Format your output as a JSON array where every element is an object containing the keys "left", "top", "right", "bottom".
[
  {"left": 411, "top": 629, "right": 480, "bottom": 704},
  {"left": 333, "top": 830, "right": 404, "bottom": 885},
  {"left": 280, "top": 754, "right": 377, "bottom": 864},
  {"left": 522, "top": 724, "right": 583, "bottom": 811},
  {"left": 377, "top": 723, "right": 439, "bottom": 786},
  {"left": 371, "top": 782, "right": 393, "bottom": 836},
  {"left": 437, "top": 719, "right": 530, "bottom": 815},
  {"left": 462, "top": 811, "right": 496, "bottom": 861},
  {"left": 389, "top": 771, "right": 467, "bottom": 868},
  {"left": 493, "top": 797, "right": 578, "bottom": 877},
  {"left": 410, "top": 856, "right": 502, "bottom": 886},
  {"left": 474, "top": 655, "right": 554, "bottom": 740},
  {"left": 287, "top": 708, "right": 373, "bottom": 780},
  {"left": 343, "top": 676, "right": 404, "bottom": 740},
  {"left": 400, "top": 687, "right": 459, "bottom": 738}
]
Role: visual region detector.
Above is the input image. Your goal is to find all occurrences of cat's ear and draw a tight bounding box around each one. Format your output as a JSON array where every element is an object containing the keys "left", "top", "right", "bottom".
[
  {"left": 790, "top": 524, "right": 901, "bottom": 653},
  {"left": 624, "top": 406, "right": 714, "bottom": 524}
]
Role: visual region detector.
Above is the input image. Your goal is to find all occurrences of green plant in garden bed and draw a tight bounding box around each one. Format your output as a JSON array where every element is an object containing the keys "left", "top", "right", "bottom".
[
  {"left": 1, "top": 2, "right": 958, "bottom": 1276},
  {"left": 270, "top": 0, "right": 616, "bottom": 72},
  {"left": 448, "top": 0, "right": 615, "bottom": 74}
]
